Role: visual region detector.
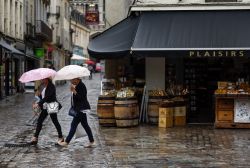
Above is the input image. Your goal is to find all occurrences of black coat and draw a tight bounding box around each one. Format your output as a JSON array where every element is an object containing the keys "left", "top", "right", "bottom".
[
  {"left": 72, "top": 81, "right": 90, "bottom": 111},
  {"left": 38, "top": 81, "right": 58, "bottom": 108}
]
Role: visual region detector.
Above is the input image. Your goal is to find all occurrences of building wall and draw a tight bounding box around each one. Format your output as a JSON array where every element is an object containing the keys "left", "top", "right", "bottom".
[
  {"left": 24, "top": 0, "right": 35, "bottom": 28},
  {"left": 0, "top": 0, "right": 24, "bottom": 40},
  {"left": 35, "top": 0, "right": 51, "bottom": 68},
  {"left": 48, "top": 0, "right": 71, "bottom": 70},
  {"left": 70, "top": 3, "right": 91, "bottom": 58},
  {"left": 70, "top": 0, "right": 105, "bottom": 32},
  {"left": 71, "top": 21, "right": 90, "bottom": 57},
  {"left": 62, "top": 0, "right": 71, "bottom": 51},
  {"left": 105, "top": 0, "right": 134, "bottom": 27},
  {"left": 146, "top": 57, "right": 165, "bottom": 90}
]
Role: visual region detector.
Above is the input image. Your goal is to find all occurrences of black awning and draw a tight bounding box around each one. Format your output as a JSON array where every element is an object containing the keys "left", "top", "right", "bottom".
[
  {"left": 0, "top": 39, "right": 24, "bottom": 55},
  {"left": 87, "top": 15, "right": 140, "bottom": 59},
  {"left": 88, "top": 10, "right": 250, "bottom": 58}
]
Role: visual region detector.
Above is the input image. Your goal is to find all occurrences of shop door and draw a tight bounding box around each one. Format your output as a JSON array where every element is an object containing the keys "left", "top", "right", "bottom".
[{"left": 184, "top": 58, "right": 215, "bottom": 123}]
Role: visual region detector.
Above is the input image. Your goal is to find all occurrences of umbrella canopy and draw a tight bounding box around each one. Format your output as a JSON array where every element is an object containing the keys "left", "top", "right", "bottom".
[
  {"left": 19, "top": 68, "right": 56, "bottom": 83},
  {"left": 85, "top": 60, "right": 95, "bottom": 65},
  {"left": 53, "top": 65, "right": 90, "bottom": 81},
  {"left": 71, "top": 54, "right": 88, "bottom": 60}
]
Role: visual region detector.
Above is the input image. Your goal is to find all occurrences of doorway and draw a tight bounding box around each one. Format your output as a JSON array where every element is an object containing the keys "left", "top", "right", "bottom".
[{"left": 184, "top": 57, "right": 250, "bottom": 123}]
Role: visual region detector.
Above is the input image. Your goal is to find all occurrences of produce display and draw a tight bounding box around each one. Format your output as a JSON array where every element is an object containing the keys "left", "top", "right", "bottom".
[
  {"left": 166, "top": 84, "right": 189, "bottom": 97},
  {"left": 100, "top": 90, "right": 117, "bottom": 97},
  {"left": 148, "top": 89, "right": 167, "bottom": 97},
  {"left": 116, "top": 88, "right": 135, "bottom": 98},
  {"left": 214, "top": 89, "right": 227, "bottom": 94},
  {"left": 215, "top": 81, "right": 250, "bottom": 96}
]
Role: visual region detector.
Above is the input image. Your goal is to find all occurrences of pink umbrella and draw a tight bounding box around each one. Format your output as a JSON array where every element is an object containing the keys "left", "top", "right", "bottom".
[
  {"left": 19, "top": 68, "right": 56, "bottom": 83},
  {"left": 85, "top": 60, "right": 95, "bottom": 65}
]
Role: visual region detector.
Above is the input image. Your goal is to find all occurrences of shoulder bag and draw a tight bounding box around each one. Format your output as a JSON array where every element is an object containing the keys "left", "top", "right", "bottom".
[
  {"left": 68, "top": 96, "right": 78, "bottom": 117},
  {"left": 46, "top": 102, "right": 59, "bottom": 114}
]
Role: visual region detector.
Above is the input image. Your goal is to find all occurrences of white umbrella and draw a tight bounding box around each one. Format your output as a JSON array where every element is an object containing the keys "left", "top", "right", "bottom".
[
  {"left": 53, "top": 65, "right": 90, "bottom": 81},
  {"left": 71, "top": 54, "right": 88, "bottom": 60}
]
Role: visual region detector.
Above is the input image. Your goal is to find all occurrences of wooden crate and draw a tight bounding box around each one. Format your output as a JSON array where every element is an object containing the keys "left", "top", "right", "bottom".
[
  {"left": 217, "top": 99, "right": 234, "bottom": 109},
  {"left": 158, "top": 114, "right": 173, "bottom": 128},
  {"left": 159, "top": 107, "right": 173, "bottom": 118},
  {"left": 174, "top": 106, "right": 186, "bottom": 126},
  {"left": 217, "top": 110, "right": 233, "bottom": 121}
]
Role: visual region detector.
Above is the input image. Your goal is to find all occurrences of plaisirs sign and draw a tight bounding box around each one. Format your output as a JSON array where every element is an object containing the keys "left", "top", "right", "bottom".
[
  {"left": 189, "top": 50, "right": 245, "bottom": 58},
  {"left": 34, "top": 48, "right": 45, "bottom": 58}
]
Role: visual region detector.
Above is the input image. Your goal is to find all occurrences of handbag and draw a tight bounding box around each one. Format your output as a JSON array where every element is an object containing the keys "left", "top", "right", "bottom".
[
  {"left": 68, "top": 96, "right": 78, "bottom": 117},
  {"left": 68, "top": 107, "right": 78, "bottom": 117},
  {"left": 46, "top": 102, "right": 59, "bottom": 114}
]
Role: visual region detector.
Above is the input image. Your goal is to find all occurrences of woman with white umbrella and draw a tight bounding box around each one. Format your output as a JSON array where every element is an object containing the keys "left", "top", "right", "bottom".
[{"left": 54, "top": 65, "right": 95, "bottom": 147}]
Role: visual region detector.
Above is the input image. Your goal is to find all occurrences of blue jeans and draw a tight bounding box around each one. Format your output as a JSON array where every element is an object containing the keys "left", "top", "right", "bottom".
[{"left": 65, "top": 112, "right": 94, "bottom": 143}]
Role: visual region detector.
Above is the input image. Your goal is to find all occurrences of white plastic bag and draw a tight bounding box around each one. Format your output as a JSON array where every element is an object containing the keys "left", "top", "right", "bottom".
[{"left": 75, "top": 126, "right": 86, "bottom": 139}]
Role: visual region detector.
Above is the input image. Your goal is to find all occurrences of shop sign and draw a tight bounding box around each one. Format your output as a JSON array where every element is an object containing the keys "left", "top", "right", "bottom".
[
  {"left": 85, "top": 11, "right": 99, "bottom": 24},
  {"left": 234, "top": 99, "right": 250, "bottom": 123},
  {"left": 85, "top": 4, "right": 99, "bottom": 25},
  {"left": 189, "top": 50, "right": 245, "bottom": 58},
  {"left": 34, "top": 48, "right": 45, "bottom": 58}
]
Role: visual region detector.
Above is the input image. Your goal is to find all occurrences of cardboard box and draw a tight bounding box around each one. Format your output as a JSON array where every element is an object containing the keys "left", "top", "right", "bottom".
[
  {"left": 158, "top": 116, "right": 173, "bottom": 128},
  {"left": 159, "top": 108, "right": 173, "bottom": 118}
]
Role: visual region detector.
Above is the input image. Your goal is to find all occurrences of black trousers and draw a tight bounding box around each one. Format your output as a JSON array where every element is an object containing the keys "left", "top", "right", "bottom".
[
  {"left": 65, "top": 112, "right": 94, "bottom": 143},
  {"left": 34, "top": 110, "right": 63, "bottom": 139}
]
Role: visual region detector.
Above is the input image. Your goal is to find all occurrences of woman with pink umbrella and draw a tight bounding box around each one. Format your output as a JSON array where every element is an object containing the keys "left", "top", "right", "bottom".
[{"left": 19, "top": 68, "right": 64, "bottom": 145}]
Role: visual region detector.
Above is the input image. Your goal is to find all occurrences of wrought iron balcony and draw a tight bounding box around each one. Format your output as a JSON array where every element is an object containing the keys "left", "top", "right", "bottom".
[{"left": 35, "top": 20, "right": 52, "bottom": 42}]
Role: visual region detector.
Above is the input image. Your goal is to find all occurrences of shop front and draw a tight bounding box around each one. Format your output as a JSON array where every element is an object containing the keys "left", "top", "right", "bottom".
[
  {"left": 0, "top": 39, "right": 25, "bottom": 98},
  {"left": 88, "top": 10, "right": 250, "bottom": 127}
]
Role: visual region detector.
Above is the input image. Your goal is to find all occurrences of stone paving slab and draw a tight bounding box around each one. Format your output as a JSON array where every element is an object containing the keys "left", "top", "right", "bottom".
[{"left": 0, "top": 73, "right": 250, "bottom": 167}]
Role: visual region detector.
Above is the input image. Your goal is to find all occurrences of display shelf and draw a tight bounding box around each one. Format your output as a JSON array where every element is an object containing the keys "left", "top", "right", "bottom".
[{"left": 215, "top": 96, "right": 250, "bottom": 128}]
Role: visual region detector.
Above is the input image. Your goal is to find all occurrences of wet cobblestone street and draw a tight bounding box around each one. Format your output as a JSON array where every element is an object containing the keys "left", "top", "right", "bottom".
[{"left": 0, "top": 73, "right": 250, "bottom": 168}]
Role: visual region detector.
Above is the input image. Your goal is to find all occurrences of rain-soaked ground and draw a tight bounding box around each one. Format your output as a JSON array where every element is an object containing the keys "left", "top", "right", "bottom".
[{"left": 0, "top": 73, "right": 250, "bottom": 168}]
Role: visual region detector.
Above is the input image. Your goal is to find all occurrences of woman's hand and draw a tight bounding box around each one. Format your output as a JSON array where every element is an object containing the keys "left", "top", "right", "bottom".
[
  {"left": 35, "top": 90, "right": 40, "bottom": 96},
  {"left": 70, "top": 85, "right": 77, "bottom": 95},
  {"left": 33, "top": 103, "right": 39, "bottom": 109}
]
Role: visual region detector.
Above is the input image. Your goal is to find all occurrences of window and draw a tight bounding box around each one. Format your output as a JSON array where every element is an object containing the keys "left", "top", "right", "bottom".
[
  {"left": 26, "top": 1, "right": 28, "bottom": 23},
  {"left": 31, "top": 5, "right": 33, "bottom": 24},
  {"left": 65, "top": 3, "right": 68, "bottom": 19},
  {"left": 20, "top": 5, "right": 23, "bottom": 37},
  {"left": 15, "top": 23, "right": 17, "bottom": 36},
  {"left": 4, "top": 18, "right": 7, "bottom": 33}
]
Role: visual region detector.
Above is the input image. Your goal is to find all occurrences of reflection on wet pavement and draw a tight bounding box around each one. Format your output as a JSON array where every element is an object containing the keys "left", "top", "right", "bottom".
[{"left": 0, "top": 73, "right": 250, "bottom": 167}]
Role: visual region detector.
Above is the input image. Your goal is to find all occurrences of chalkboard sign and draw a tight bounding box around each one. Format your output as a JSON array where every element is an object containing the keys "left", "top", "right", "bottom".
[{"left": 234, "top": 99, "right": 250, "bottom": 123}]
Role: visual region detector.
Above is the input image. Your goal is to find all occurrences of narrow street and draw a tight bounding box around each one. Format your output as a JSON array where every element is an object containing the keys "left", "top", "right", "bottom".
[{"left": 0, "top": 73, "right": 249, "bottom": 168}]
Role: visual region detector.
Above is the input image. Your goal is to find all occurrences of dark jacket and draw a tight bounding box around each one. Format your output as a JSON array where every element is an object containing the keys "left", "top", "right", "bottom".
[
  {"left": 72, "top": 81, "right": 90, "bottom": 111},
  {"left": 38, "top": 81, "right": 57, "bottom": 108}
]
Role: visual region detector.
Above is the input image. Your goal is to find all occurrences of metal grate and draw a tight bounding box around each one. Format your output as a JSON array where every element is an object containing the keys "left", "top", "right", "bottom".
[
  {"left": 4, "top": 143, "right": 33, "bottom": 148},
  {"left": 205, "top": 0, "right": 238, "bottom": 2}
]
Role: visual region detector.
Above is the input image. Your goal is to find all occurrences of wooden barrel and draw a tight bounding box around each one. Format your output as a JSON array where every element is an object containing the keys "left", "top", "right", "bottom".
[
  {"left": 97, "top": 96, "right": 116, "bottom": 127},
  {"left": 174, "top": 100, "right": 186, "bottom": 126},
  {"left": 114, "top": 98, "right": 139, "bottom": 127},
  {"left": 158, "top": 101, "right": 174, "bottom": 128},
  {"left": 148, "top": 96, "right": 167, "bottom": 125}
]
